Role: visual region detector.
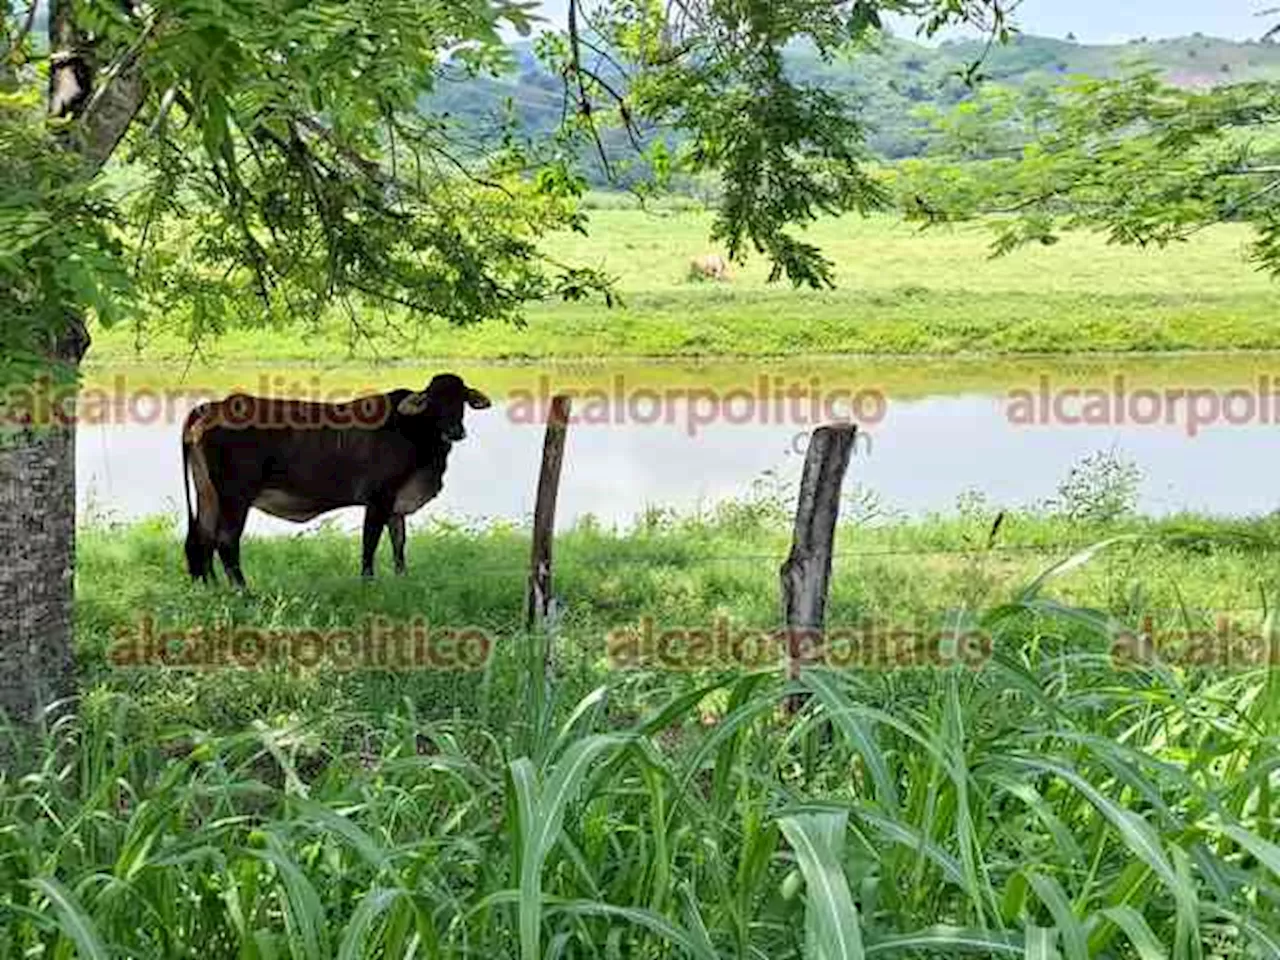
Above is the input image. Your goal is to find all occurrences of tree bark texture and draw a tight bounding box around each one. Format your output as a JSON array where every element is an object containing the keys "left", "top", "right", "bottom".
[
  {"left": 780, "top": 423, "right": 858, "bottom": 712},
  {"left": 0, "top": 0, "right": 145, "bottom": 735},
  {"left": 0, "top": 417, "right": 79, "bottom": 725},
  {"left": 0, "top": 319, "right": 89, "bottom": 727}
]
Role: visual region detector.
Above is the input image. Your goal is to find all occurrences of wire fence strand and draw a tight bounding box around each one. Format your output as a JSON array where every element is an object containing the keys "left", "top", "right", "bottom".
[{"left": 379, "top": 535, "right": 1278, "bottom": 579}]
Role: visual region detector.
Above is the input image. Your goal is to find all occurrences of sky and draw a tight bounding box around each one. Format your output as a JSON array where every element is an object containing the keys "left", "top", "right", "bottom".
[
  {"left": 512, "top": 1, "right": 1278, "bottom": 45},
  {"left": 985, "top": 0, "right": 1275, "bottom": 44}
]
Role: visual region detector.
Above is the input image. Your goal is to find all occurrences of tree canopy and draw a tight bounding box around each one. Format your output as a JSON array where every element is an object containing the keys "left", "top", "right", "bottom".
[
  {"left": 2, "top": 0, "right": 615, "bottom": 392},
  {"left": 892, "top": 64, "right": 1280, "bottom": 275},
  {"left": 1, "top": 0, "right": 1015, "bottom": 398},
  {"left": 426, "top": 32, "right": 1280, "bottom": 176}
]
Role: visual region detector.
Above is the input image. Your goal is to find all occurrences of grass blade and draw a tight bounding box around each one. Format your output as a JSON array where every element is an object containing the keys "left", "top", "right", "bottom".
[
  {"left": 1219, "top": 823, "right": 1280, "bottom": 881},
  {"left": 865, "top": 926, "right": 1023, "bottom": 955},
  {"left": 779, "top": 810, "right": 865, "bottom": 960},
  {"left": 337, "top": 887, "right": 406, "bottom": 960},
  {"left": 1024, "top": 925, "right": 1060, "bottom": 960},
  {"left": 512, "top": 735, "right": 626, "bottom": 960},
  {"left": 25, "top": 877, "right": 109, "bottom": 960},
  {"left": 1099, "top": 906, "right": 1168, "bottom": 960},
  {"left": 806, "top": 669, "right": 899, "bottom": 812},
  {"left": 1024, "top": 871, "right": 1086, "bottom": 960},
  {"left": 547, "top": 899, "right": 720, "bottom": 960},
  {"left": 250, "top": 834, "right": 329, "bottom": 960},
  {"left": 1015, "top": 537, "right": 1139, "bottom": 602},
  {"left": 510, "top": 757, "right": 542, "bottom": 960}
]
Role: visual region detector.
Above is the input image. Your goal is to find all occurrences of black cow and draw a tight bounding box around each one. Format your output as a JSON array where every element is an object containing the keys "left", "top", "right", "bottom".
[{"left": 182, "top": 373, "right": 491, "bottom": 586}]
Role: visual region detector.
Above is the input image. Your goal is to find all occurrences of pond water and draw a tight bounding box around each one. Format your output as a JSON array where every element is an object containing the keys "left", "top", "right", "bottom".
[{"left": 75, "top": 356, "right": 1280, "bottom": 534}]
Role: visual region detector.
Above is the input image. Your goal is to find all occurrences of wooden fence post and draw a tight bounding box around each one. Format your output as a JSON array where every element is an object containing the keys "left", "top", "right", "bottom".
[
  {"left": 526, "top": 395, "right": 572, "bottom": 633},
  {"left": 780, "top": 423, "right": 859, "bottom": 713}
]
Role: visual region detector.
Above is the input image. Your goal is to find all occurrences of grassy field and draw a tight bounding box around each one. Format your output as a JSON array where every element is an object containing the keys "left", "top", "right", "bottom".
[
  {"left": 22, "top": 206, "right": 1280, "bottom": 958},
  {"left": 70, "top": 504, "right": 1280, "bottom": 730},
  {"left": 3, "top": 501, "right": 1278, "bottom": 956},
  {"left": 85, "top": 211, "right": 1280, "bottom": 365}
]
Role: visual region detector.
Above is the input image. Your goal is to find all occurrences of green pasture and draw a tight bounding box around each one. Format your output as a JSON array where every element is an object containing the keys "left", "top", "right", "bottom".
[{"left": 86, "top": 211, "right": 1280, "bottom": 366}]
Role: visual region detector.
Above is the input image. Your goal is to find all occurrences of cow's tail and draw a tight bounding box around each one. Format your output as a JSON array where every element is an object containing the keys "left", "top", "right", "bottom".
[{"left": 182, "top": 407, "right": 219, "bottom": 582}]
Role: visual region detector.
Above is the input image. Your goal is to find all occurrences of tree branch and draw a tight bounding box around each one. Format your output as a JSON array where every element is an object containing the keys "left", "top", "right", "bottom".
[
  {"left": 77, "top": 10, "right": 158, "bottom": 135},
  {"left": 574, "top": 63, "right": 643, "bottom": 149},
  {"left": 1, "top": 0, "right": 39, "bottom": 64},
  {"left": 47, "top": 0, "right": 149, "bottom": 172},
  {"left": 567, "top": 0, "right": 613, "bottom": 178},
  {"left": 1176, "top": 176, "right": 1280, "bottom": 241}
]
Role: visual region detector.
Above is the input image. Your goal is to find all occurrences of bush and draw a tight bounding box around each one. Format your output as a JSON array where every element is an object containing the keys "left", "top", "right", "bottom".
[{"left": 1046, "top": 449, "right": 1142, "bottom": 524}]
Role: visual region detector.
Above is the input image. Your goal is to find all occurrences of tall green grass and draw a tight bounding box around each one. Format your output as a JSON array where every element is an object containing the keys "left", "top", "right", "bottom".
[{"left": 2, "top": 505, "right": 1278, "bottom": 957}]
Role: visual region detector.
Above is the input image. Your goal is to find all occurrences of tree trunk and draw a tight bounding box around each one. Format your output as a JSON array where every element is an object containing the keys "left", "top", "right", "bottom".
[
  {"left": 0, "top": 319, "right": 89, "bottom": 728},
  {"left": 0, "top": 1, "right": 145, "bottom": 738},
  {"left": 0, "top": 414, "right": 80, "bottom": 726}
]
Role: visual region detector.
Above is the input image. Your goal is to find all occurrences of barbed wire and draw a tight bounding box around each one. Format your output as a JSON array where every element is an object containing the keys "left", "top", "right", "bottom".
[{"left": 325, "top": 537, "right": 1278, "bottom": 580}]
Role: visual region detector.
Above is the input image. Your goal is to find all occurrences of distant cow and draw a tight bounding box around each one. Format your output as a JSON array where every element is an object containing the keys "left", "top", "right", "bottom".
[
  {"left": 182, "top": 373, "right": 491, "bottom": 587},
  {"left": 688, "top": 254, "right": 731, "bottom": 282}
]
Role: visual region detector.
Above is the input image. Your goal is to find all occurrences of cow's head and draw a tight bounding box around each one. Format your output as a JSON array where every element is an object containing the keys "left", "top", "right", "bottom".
[{"left": 397, "top": 373, "right": 491, "bottom": 442}]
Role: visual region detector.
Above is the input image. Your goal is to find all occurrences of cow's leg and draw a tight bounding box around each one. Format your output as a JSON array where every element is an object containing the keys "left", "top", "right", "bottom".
[
  {"left": 184, "top": 437, "right": 220, "bottom": 584},
  {"left": 195, "top": 505, "right": 218, "bottom": 585},
  {"left": 199, "top": 537, "right": 218, "bottom": 585},
  {"left": 361, "top": 503, "right": 391, "bottom": 579},
  {"left": 186, "top": 524, "right": 217, "bottom": 584},
  {"left": 389, "top": 515, "right": 407, "bottom": 576},
  {"left": 215, "top": 498, "right": 250, "bottom": 589}
]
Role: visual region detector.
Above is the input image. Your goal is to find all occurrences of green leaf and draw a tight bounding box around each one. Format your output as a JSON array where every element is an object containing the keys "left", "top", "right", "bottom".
[
  {"left": 248, "top": 834, "right": 329, "bottom": 960},
  {"left": 1024, "top": 872, "right": 1086, "bottom": 960},
  {"left": 778, "top": 810, "right": 865, "bottom": 960},
  {"left": 511, "top": 735, "right": 627, "bottom": 960},
  {"left": 337, "top": 888, "right": 409, "bottom": 960},
  {"left": 25, "top": 877, "right": 110, "bottom": 960},
  {"left": 1023, "top": 926, "right": 1060, "bottom": 960},
  {"left": 1219, "top": 823, "right": 1280, "bottom": 881},
  {"left": 1099, "top": 907, "right": 1168, "bottom": 960},
  {"left": 865, "top": 927, "right": 1023, "bottom": 955},
  {"left": 546, "top": 899, "right": 720, "bottom": 960},
  {"left": 805, "top": 669, "right": 899, "bottom": 812}
]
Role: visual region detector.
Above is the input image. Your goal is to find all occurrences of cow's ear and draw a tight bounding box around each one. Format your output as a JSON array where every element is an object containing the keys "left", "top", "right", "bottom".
[
  {"left": 398, "top": 392, "right": 430, "bottom": 416},
  {"left": 466, "top": 388, "right": 492, "bottom": 409}
]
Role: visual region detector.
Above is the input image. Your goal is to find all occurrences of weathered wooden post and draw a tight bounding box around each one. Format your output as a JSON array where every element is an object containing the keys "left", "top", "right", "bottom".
[
  {"left": 526, "top": 395, "right": 572, "bottom": 633},
  {"left": 780, "top": 423, "right": 859, "bottom": 713}
]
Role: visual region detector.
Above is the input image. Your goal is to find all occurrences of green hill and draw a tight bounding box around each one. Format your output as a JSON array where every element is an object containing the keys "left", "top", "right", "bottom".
[{"left": 423, "top": 31, "right": 1280, "bottom": 171}]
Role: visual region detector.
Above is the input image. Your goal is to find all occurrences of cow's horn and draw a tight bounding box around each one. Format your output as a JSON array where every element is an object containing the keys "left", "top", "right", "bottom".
[{"left": 398, "top": 391, "right": 430, "bottom": 415}]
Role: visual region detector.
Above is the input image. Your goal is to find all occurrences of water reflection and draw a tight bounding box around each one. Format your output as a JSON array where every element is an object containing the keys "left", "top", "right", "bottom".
[{"left": 75, "top": 357, "right": 1280, "bottom": 532}]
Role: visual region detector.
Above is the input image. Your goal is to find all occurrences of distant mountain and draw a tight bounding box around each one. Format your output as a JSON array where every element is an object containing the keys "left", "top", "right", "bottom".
[
  {"left": 423, "top": 32, "right": 1280, "bottom": 178},
  {"left": 788, "top": 32, "right": 1280, "bottom": 158}
]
